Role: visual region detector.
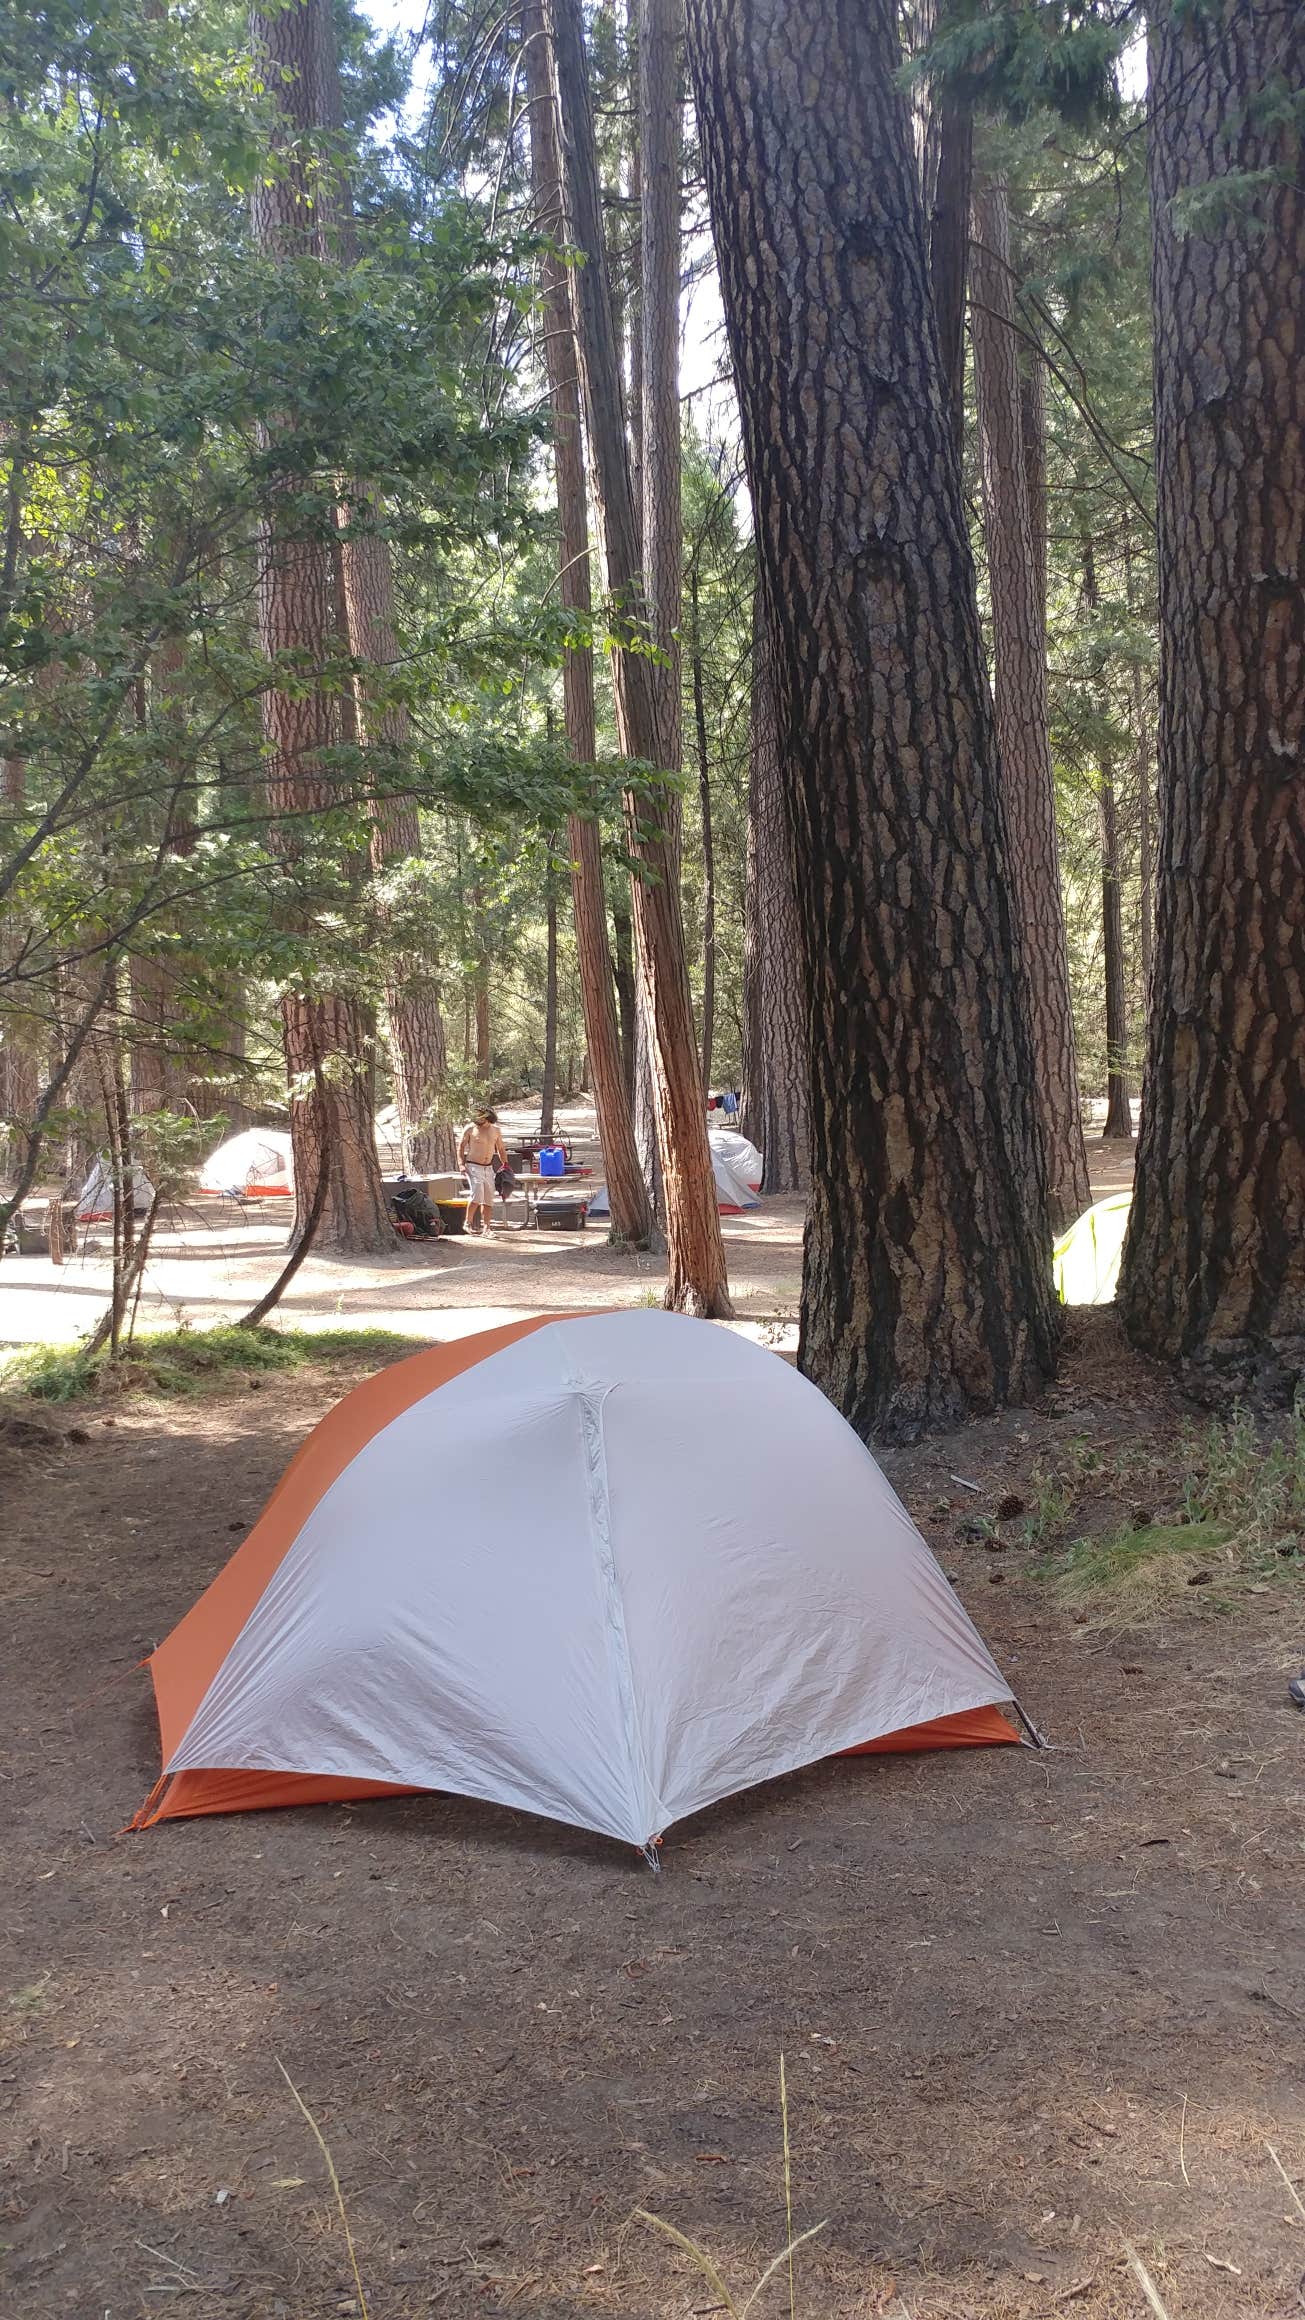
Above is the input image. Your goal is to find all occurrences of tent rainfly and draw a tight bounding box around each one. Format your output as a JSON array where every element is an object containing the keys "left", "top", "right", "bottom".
[
  {"left": 1053, "top": 1192, "right": 1132, "bottom": 1305},
  {"left": 131, "top": 1311, "right": 1024, "bottom": 1855}
]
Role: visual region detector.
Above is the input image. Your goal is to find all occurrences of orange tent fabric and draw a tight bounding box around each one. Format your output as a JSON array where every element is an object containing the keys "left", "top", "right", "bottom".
[{"left": 132, "top": 1313, "right": 1022, "bottom": 1837}]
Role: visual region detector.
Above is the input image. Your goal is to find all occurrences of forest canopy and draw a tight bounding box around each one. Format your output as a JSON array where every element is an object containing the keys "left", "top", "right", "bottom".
[{"left": 2, "top": 0, "right": 1301, "bottom": 1430}]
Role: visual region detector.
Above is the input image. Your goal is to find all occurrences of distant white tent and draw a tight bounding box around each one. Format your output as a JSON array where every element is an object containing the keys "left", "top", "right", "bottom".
[
  {"left": 197, "top": 1128, "right": 293, "bottom": 1200},
  {"left": 708, "top": 1128, "right": 762, "bottom": 1212},
  {"left": 589, "top": 1127, "right": 764, "bottom": 1222},
  {"left": 75, "top": 1157, "right": 154, "bottom": 1224}
]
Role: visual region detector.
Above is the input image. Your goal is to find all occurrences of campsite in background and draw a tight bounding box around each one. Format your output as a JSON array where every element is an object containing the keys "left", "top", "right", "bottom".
[{"left": 1, "top": 0, "right": 1301, "bottom": 2314}]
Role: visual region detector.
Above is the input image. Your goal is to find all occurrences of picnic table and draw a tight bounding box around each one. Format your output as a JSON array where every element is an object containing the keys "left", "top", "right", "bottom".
[{"left": 513, "top": 1170, "right": 592, "bottom": 1226}]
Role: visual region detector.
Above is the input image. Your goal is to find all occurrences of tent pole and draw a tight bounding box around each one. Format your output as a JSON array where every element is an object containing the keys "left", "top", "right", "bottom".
[{"left": 1010, "top": 1696, "right": 1046, "bottom": 1750}]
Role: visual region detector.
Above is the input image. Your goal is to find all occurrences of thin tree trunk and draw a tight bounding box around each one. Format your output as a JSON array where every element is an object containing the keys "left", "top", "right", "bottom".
[
  {"left": 474, "top": 949, "right": 491, "bottom": 1072},
  {"left": 549, "top": 0, "right": 730, "bottom": 1315},
  {"left": 639, "top": 0, "right": 684, "bottom": 785},
  {"left": 1119, "top": 0, "right": 1305, "bottom": 1382},
  {"left": 1021, "top": 351, "right": 1048, "bottom": 647},
  {"left": 931, "top": 100, "right": 973, "bottom": 455},
  {"left": 971, "top": 178, "right": 1090, "bottom": 1228},
  {"left": 689, "top": 565, "right": 716, "bottom": 1089},
  {"left": 686, "top": 0, "right": 1055, "bottom": 1438},
  {"left": 1082, "top": 534, "right": 1132, "bottom": 1141},
  {"left": 902, "top": 0, "right": 971, "bottom": 457},
  {"left": 610, "top": 891, "right": 637, "bottom": 1094},
  {"left": 1124, "top": 534, "right": 1155, "bottom": 1002},
  {"left": 630, "top": 0, "right": 685, "bottom": 1222},
  {"left": 1099, "top": 767, "right": 1132, "bottom": 1139},
  {"left": 345, "top": 500, "right": 453, "bottom": 1171},
  {"left": 239, "top": 1055, "right": 333, "bottom": 1327},
  {"left": 541, "top": 851, "right": 559, "bottom": 1141},
  {"left": 523, "top": 0, "right": 652, "bottom": 1242},
  {"left": 250, "top": 0, "right": 394, "bottom": 1253},
  {"left": 740, "top": 590, "right": 809, "bottom": 1193},
  {"left": 128, "top": 633, "right": 192, "bottom": 1117},
  {"left": 310, "top": 4, "right": 453, "bottom": 1174}
]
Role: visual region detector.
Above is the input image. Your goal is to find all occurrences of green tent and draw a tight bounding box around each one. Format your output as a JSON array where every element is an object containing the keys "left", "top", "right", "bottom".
[{"left": 1053, "top": 1193, "right": 1132, "bottom": 1306}]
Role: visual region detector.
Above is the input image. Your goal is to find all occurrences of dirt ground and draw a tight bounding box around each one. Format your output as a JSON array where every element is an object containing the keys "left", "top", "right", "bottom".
[{"left": 3, "top": 1286, "right": 1304, "bottom": 2320}]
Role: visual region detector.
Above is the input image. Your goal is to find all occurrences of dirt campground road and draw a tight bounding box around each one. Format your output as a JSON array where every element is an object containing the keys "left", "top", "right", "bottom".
[
  {"left": 0, "top": 1098, "right": 1134, "bottom": 1360},
  {"left": 3, "top": 1101, "right": 797, "bottom": 1355},
  {"left": 2, "top": 1296, "right": 1303, "bottom": 2320}
]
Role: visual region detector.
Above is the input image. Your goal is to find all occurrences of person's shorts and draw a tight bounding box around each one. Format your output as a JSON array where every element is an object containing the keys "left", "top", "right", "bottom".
[{"left": 466, "top": 1162, "right": 495, "bottom": 1206}]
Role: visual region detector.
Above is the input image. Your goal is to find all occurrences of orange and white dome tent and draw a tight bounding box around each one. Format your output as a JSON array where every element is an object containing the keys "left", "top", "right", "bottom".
[
  {"left": 197, "top": 1128, "right": 293, "bottom": 1200},
  {"left": 132, "top": 1311, "right": 1021, "bottom": 1851}
]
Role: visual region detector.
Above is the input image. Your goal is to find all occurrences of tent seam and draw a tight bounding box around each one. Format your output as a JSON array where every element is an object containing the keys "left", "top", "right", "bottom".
[{"left": 573, "top": 1377, "right": 668, "bottom": 1846}]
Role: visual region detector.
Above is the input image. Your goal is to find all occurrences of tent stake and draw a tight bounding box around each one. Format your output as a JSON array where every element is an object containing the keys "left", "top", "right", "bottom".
[{"left": 1010, "top": 1696, "right": 1046, "bottom": 1750}]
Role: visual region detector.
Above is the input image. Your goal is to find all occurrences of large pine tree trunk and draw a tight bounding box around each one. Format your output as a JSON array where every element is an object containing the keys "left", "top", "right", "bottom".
[
  {"left": 740, "top": 591, "right": 808, "bottom": 1193},
  {"left": 522, "top": 0, "right": 652, "bottom": 1244},
  {"left": 686, "top": 0, "right": 1055, "bottom": 1438},
  {"left": 549, "top": 0, "right": 730, "bottom": 1316},
  {"left": 970, "top": 179, "right": 1090, "bottom": 1228},
  {"left": 1119, "top": 0, "right": 1305, "bottom": 1383},
  {"left": 249, "top": 0, "right": 393, "bottom": 1252}
]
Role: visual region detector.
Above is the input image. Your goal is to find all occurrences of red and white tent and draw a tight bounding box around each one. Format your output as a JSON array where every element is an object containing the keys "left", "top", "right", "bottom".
[{"left": 197, "top": 1129, "right": 293, "bottom": 1200}]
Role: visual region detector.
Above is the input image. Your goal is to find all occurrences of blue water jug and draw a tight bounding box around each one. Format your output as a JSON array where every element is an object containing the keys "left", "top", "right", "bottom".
[{"left": 538, "top": 1145, "right": 565, "bottom": 1178}]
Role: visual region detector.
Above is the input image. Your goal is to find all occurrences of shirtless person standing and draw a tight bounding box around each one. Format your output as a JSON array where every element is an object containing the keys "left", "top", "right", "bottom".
[{"left": 458, "top": 1107, "right": 507, "bottom": 1237}]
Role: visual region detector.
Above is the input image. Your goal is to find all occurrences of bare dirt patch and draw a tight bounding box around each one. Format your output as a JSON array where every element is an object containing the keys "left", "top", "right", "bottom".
[{"left": 2, "top": 1312, "right": 1302, "bottom": 2320}]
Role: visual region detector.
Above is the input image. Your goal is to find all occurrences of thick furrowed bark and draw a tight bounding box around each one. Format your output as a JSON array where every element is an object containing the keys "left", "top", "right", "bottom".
[
  {"left": 1119, "top": 0, "right": 1305, "bottom": 1387},
  {"left": 686, "top": 0, "right": 1055, "bottom": 1436}
]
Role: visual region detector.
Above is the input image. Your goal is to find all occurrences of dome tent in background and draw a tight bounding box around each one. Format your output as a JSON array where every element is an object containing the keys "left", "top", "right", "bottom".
[
  {"left": 75, "top": 1156, "right": 154, "bottom": 1223},
  {"left": 589, "top": 1128, "right": 764, "bottom": 1222},
  {"left": 707, "top": 1126, "right": 763, "bottom": 1211},
  {"left": 197, "top": 1128, "right": 293, "bottom": 1200},
  {"left": 131, "top": 1311, "right": 1022, "bottom": 1855}
]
